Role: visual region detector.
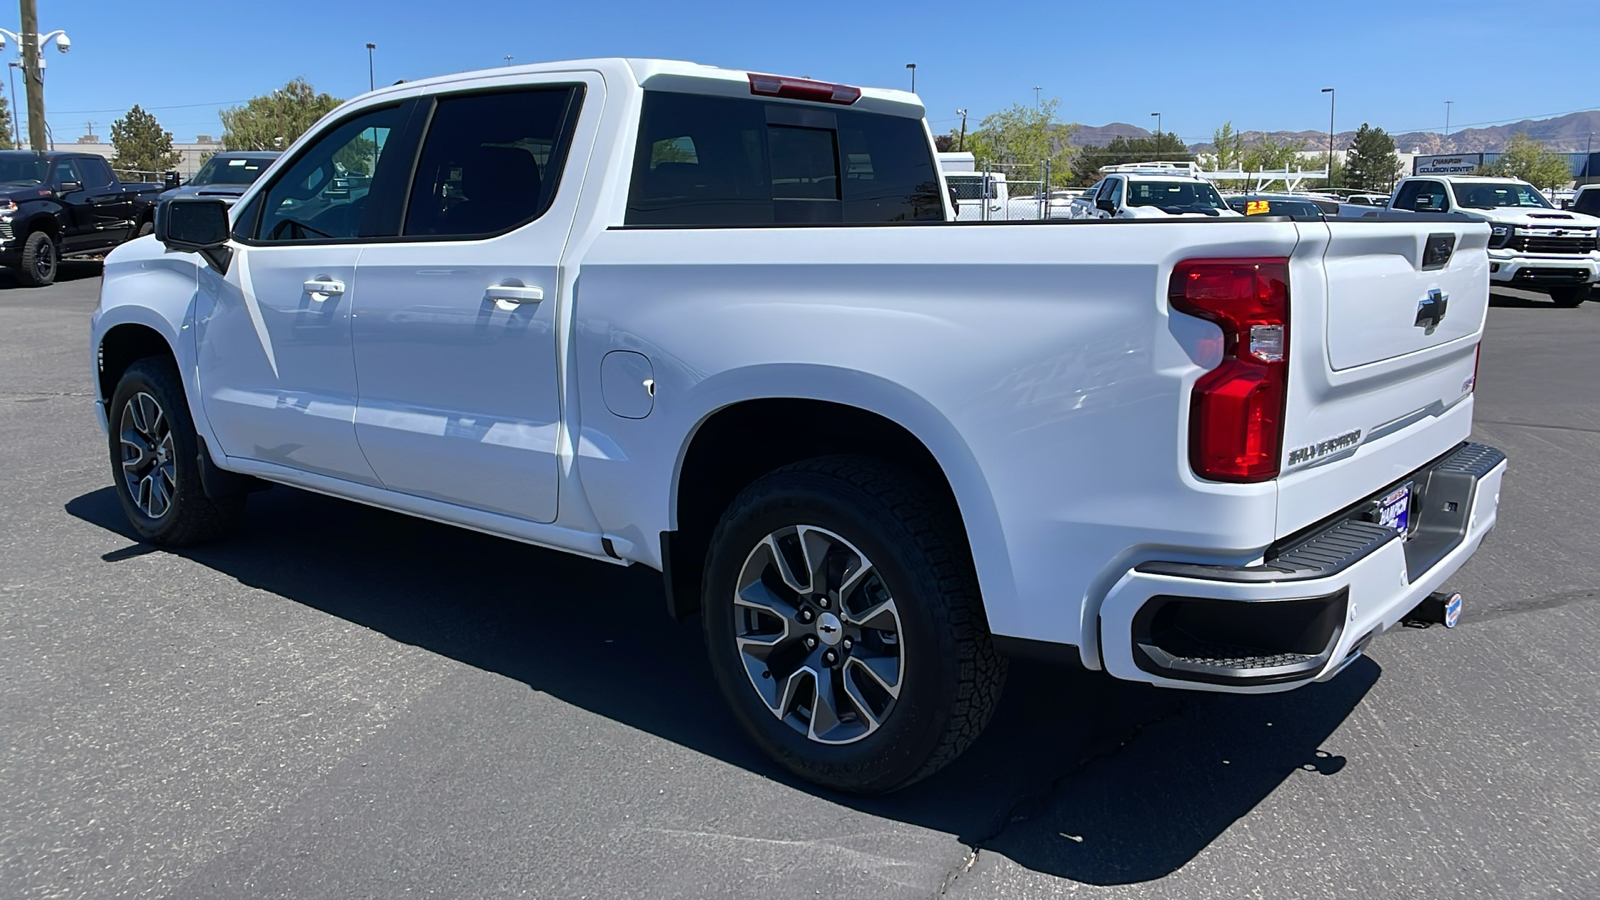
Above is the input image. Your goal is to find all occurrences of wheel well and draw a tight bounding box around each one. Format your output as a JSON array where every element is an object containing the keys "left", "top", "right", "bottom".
[
  {"left": 24, "top": 215, "right": 59, "bottom": 240},
  {"left": 98, "top": 324, "right": 174, "bottom": 401},
  {"left": 665, "top": 399, "right": 964, "bottom": 618}
]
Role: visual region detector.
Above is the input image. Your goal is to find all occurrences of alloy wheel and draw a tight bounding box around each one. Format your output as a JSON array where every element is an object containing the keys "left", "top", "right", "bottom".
[
  {"left": 733, "top": 525, "right": 905, "bottom": 745},
  {"left": 119, "top": 391, "right": 177, "bottom": 519}
]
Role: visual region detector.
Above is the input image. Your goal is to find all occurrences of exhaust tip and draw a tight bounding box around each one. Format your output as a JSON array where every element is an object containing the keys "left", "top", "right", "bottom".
[{"left": 1402, "top": 591, "right": 1463, "bottom": 629}]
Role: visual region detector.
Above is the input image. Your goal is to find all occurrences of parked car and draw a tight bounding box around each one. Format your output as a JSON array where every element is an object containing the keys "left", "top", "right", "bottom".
[
  {"left": 1076, "top": 169, "right": 1243, "bottom": 218},
  {"left": 93, "top": 58, "right": 1506, "bottom": 794},
  {"left": 1570, "top": 184, "right": 1600, "bottom": 217},
  {"left": 159, "top": 151, "right": 279, "bottom": 206},
  {"left": 0, "top": 150, "right": 163, "bottom": 286},
  {"left": 1226, "top": 194, "right": 1333, "bottom": 217},
  {"left": 1390, "top": 174, "right": 1600, "bottom": 306}
]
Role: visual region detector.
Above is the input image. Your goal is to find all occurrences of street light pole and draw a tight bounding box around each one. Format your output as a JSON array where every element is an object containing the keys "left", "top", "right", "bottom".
[
  {"left": 905, "top": 63, "right": 916, "bottom": 93},
  {"left": 956, "top": 108, "right": 967, "bottom": 152},
  {"left": 1321, "top": 87, "right": 1335, "bottom": 182},
  {"left": 6, "top": 62, "right": 17, "bottom": 147},
  {"left": 503, "top": 54, "right": 513, "bottom": 67},
  {"left": 1150, "top": 111, "right": 1161, "bottom": 139},
  {"left": 1444, "top": 100, "right": 1453, "bottom": 140},
  {"left": 1033, "top": 85, "right": 1041, "bottom": 107},
  {"left": 366, "top": 42, "right": 375, "bottom": 92}
]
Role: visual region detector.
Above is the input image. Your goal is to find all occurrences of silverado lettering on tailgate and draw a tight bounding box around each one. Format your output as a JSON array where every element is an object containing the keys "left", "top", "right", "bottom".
[{"left": 1286, "top": 429, "right": 1363, "bottom": 469}]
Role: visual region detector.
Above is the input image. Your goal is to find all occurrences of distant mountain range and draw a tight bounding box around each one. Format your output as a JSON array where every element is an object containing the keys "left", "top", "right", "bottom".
[{"left": 1069, "top": 110, "right": 1600, "bottom": 155}]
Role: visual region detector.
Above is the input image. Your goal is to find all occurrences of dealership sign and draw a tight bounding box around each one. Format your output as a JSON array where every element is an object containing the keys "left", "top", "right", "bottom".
[{"left": 1415, "top": 154, "right": 1486, "bottom": 175}]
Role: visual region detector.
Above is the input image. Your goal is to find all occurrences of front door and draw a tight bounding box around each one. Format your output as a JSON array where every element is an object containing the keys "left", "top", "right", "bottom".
[
  {"left": 351, "top": 80, "right": 594, "bottom": 523},
  {"left": 77, "top": 157, "right": 133, "bottom": 245},
  {"left": 195, "top": 101, "right": 415, "bottom": 485}
]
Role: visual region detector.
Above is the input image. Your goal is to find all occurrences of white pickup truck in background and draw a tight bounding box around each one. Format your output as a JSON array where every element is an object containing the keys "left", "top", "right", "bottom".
[
  {"left": 1390, "top": 174, "right": 1600, "bottom": 306},
  {"left": 92, "top": 58, "right": 1505, "bottom": 794},
  {"left": 1074, "top": 165, "right": 1244, "bottom": 219}
]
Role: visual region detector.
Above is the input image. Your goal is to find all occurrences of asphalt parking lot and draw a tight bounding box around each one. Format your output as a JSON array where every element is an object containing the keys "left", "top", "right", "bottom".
[{"left": 2, "top": 269, "right": 1596, "bottom": 900}]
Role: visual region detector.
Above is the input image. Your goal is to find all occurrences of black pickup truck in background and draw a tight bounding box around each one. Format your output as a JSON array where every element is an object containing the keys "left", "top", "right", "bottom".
[{"left": 0, "top": 150, "right": 164, "bottom": 287}]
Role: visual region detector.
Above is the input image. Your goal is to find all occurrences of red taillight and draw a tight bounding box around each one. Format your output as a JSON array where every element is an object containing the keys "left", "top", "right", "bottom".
[
  {"left": 1170, "top": 258, "right": 1290, "bottom": 483},
  {"left": 747, "top": 73, "right": 861, "bottom": 105}
]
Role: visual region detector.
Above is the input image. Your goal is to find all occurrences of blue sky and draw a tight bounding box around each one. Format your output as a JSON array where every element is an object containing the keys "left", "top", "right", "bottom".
[{"left": 17, "top": 0, "right": 1599, "bottom": 144}]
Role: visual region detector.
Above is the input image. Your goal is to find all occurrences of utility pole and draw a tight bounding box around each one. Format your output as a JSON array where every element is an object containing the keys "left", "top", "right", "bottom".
[
  {"left": 956, "top": 108, "right": 967, "bottom": 152},
  {"left": 1444, "top": 100, "right": 1453, "bottom": 140},
  {"left": 20, "top": 0, "right": 44, "bottom": 152},
  {"left": 1321, "top": 87, "right": 1335, "bottom": 183}
]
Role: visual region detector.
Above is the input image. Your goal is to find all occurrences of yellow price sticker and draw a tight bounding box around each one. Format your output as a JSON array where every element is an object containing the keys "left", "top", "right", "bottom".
[{"left": 1246, "top": 200, "right": 1270, "bottom": 216}]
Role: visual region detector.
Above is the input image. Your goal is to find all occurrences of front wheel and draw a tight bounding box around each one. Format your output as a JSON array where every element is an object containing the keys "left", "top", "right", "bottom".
[
  {"left": 16, "top": 231, "right": 57, "bottom": 287},
  {"left": 1550, "top": 285, "right": 1591, "bottom": 307},
  {"left": 108, "top": 357, "right": 244, "bottom": 545},
  {"left": 702, "top": 456, "right": 1006, "bottom": 794}
]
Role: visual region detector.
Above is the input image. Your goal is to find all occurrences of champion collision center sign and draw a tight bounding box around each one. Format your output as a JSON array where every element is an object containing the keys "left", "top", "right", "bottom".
[{"left": 1415, "top": 154, "right": 1485, "bottom": 175}]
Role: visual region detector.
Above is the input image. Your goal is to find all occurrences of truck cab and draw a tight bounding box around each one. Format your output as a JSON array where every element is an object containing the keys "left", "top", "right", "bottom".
[
  {"left": 1390, "top": 174, "right": 1598, "bottom": 306},
  {"left": 1076, "top": 164, "right": 1242, "bottom": 219}
]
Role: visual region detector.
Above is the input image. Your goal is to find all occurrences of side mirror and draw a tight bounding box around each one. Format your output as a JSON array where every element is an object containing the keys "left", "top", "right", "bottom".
[
  {"left": 156, "top": 197, "right": 233, "bottom": 271},
  {"left": 58, "top": 180, "right": 82, "bottom": 194},
  {"left": 1095, "top": 197, "right": 1115, "bottom": 214},
  {"left": 163, "top": 171, "right": 180, "bottom": 189},
  {"left": 947, "top": 184, "right": 959, "bottom": 213}
]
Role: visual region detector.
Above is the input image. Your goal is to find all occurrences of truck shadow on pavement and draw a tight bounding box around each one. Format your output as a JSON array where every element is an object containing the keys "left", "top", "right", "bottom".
[{"left": 67, "top": 483, "right": 1375, "bottom": 887}]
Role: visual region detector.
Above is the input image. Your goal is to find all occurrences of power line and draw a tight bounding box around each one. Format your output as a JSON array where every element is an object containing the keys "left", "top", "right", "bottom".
[{"left": 41, "top": 99, "right": 249, "bottom": 115}]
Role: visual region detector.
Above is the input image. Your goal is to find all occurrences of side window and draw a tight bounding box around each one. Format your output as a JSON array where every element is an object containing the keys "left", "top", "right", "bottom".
[
  {"left": 255, "top": 104, "right": 405, "bottom": 242},
  {"left": 1108, "top": 178, "right": 1124, "bottom": 206},
  {"left": 52, "top": 159, "right": 82, "bottom": 189},
  {"left": 1399, "top": 181, "right": 1447, "bottom": 212},
  {"left": 625, "top": 91, "right": 943, "bottom": 227},
  {"left": 1095, "top": 179, "right": 1114, "bottom": 201},
  {"left": 403, "top": 87, "right": 582, "bottom": 238},
  {"left": 1391, "top": 182, "right": 1421, "bottom": 210},
  {"left": 79, "top": 157, "right": 113, "bottom": 190},
  {"left": 1575, "top": 189, "right": 1600, "bottom": 216}
]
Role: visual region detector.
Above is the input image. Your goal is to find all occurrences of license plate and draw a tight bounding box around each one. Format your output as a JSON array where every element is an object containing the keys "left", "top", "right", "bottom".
[{"left": 1377, "top": 483, "right": 1412, "bottom": 535}]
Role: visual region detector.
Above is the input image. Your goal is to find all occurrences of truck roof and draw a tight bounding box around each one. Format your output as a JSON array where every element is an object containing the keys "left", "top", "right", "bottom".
[
  {"left": 1406, "top": 174, "right": 1527, "bottom": 184},
  {"left": 0, "top": 149, "right": 109, "bottom": 160},
  {"left": 356, "top": 57, "right": 925, "bottom": 119}
]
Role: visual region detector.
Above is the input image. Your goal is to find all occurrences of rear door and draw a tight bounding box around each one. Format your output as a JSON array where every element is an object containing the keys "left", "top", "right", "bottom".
[{"left": 349, "top": 78, "right": 595, "bottom": 523}]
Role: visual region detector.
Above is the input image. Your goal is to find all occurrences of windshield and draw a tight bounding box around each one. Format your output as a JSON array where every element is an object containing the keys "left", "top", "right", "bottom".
[
  {"left": 189, "top": 156, "right": 272, "bottom": 187},
  {"left": 1127, "top": 179, "right": 1228, "bottom": 212},
  {"left": 0, "top": 156, "right": 47, "bottom": 184},
  {"left": 1451, "top": 181, "right": 1553, "bottom": 210}
]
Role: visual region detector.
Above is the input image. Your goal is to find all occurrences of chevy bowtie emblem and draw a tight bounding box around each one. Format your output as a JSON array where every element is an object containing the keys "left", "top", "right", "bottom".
[{"left": 1416, "top": 288, "right": 1448, "bottom": 334}]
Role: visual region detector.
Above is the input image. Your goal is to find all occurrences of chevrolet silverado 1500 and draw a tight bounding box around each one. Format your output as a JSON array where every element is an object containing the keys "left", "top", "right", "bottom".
[{"left": 90, "top": 59, "right": 1506, "bottom": 793}]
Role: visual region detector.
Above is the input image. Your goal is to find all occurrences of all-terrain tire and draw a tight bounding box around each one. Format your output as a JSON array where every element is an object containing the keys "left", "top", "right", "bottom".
[
  {"left": 16, "top": 230, "right": 57, "bottom": 287},
  {"left": 701, "top": 455, "right": 1006, "bottom": 794}
]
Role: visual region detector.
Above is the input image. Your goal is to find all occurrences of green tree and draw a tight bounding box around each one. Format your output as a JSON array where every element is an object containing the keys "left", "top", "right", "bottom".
[
  {"left": 1484, "top": 132, "right": 1574, "bottom": 191},
  {"left": 967, "top": 99, "right": 1077, "bottom": 186},
  {"left": 1240, "top": 135, "right": 1302, "bottom": 172},
  {"left": 1343, "top": 123, "right": 1403, "bottom": 191},
  {"left": 1069, "top": 133, "right": 1193, "bottom": 185},
  {"left": 1210, "top": 121, "right": 1245, "bottom": 171},
  {"left": 0, "top": 88, "right": 14, "bottom": 150},
  {"left": 220, "top": 78, "right": 343, "bottom": 151},
  {"left": 110, "top": 105, "right": 180, "bottom": 175}
]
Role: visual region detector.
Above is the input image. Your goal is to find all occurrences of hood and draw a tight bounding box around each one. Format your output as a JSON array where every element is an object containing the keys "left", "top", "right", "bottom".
[
  {"left": 158, "top": 184, "right": 247, "bottom": 204},
  {"left": 1458, "top": 207, "right": 1600, "bottom": 228}
]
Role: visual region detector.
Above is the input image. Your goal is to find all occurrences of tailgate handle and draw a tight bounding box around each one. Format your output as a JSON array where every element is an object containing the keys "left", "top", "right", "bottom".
[
  {"left": 1422, "top": 232, "right": 1457, "bottom": 270},
  {"left": 1415, "top": 289, "right": 1449, "bottom": 334}
]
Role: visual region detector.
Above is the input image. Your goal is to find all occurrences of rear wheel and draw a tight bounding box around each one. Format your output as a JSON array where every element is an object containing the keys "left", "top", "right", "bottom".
[
  {"left": 1550, "top": 285, "right": 1591, "bottom": 307},
  {"left": 16, "top": 231, "right": 57, "bottom": 287},
  {"left": 702, "top": 456, "right": 1005, "bottom": 793},
  {"left": 108, "top": 357, "right": 244, "bottom": 546}
]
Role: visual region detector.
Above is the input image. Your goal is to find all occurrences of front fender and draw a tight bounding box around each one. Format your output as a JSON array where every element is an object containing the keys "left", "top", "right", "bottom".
[{"left": 92, "top": 242, "right": 210, "bottom": 447}]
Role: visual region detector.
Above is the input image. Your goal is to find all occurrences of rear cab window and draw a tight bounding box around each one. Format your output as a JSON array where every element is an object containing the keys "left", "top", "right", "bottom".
[{"left": 626, "top": 91, "right": 943, "bottom": 226}]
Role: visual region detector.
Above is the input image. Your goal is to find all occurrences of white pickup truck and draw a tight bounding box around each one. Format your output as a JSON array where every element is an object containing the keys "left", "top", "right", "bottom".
[
  {"left": 93, "top": 58, "right": 1506, "bottom": 794},
  {"left": 1074, "top": 166, "right": 1244, "bottom": 219},
  {"left": 1390, "top": 174, "right": 1600, "bottom": 306}
]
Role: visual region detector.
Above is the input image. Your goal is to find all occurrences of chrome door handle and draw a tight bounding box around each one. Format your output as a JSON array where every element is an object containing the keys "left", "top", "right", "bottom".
[
  {"left": 303, "top": 278, "right": 346, "bottom": 297},
  {"left": 484, "top": 284, "right": 543, "bottom": 311}
]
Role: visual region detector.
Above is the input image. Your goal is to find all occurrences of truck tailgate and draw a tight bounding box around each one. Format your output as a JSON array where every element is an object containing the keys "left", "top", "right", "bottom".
[{"left": 1276, "top": 218, "right": 1491, "bottom": 539}]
